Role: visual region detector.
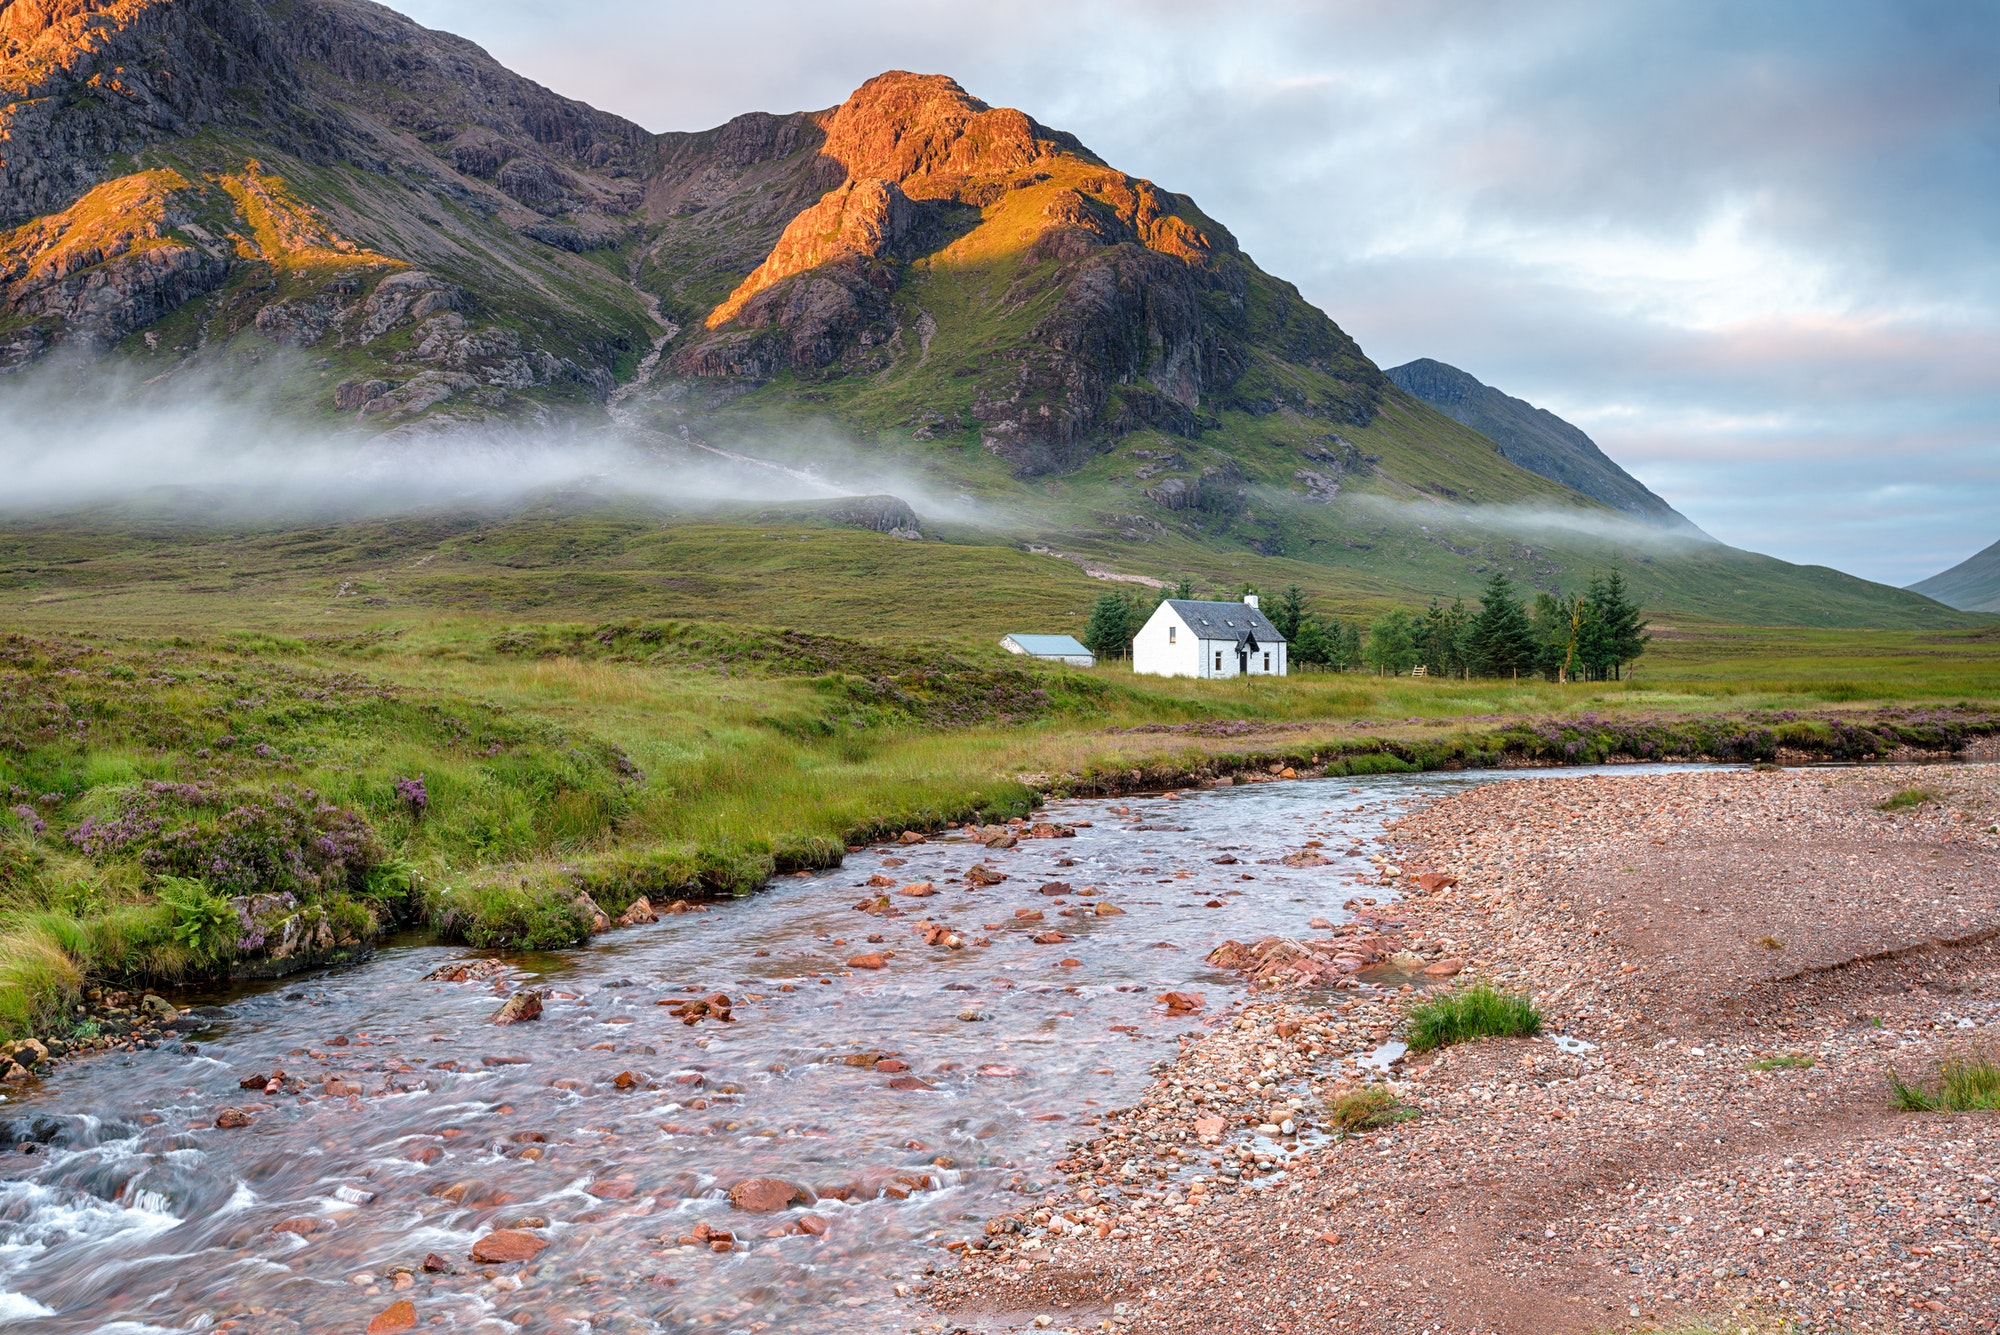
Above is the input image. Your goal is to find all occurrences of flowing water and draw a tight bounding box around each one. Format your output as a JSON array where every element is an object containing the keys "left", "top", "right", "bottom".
[{"left": 0, "top": 766, "right": 1692, "bottom": 1334}]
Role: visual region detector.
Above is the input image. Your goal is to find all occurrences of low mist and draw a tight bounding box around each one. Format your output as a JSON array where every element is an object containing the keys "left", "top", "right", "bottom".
[
  {"left": 0, "top": 356, "right": 988, "bottom": 527},
  {"left": 1343, "top": 492, "right": 1718, "bottom": 553}
]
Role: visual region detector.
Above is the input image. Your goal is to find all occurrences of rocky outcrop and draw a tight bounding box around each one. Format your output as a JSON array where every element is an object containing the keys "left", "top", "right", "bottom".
[
  {"left": 0, "top": 0, "right": 308, "bottom": 227},
  {"left": 0, "top": 168, "right": 229, "bottom": 352},
  {"left": 821, "top": 495, "right": 921, "bottom": 537}
]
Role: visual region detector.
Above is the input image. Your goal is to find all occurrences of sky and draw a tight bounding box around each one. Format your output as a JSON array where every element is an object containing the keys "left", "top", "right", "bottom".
[{"left": 395, "top": 0, "right": 2000, "bottom": 587}]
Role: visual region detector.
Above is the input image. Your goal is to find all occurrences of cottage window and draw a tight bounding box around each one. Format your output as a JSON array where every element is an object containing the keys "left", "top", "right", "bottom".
[
  {"left": 1263, "top": 653, "right": 1271, "bottom": 672},
  {"left": 1214, "top": 652, "right": 1223, "bottom": 672},
  {"left": 1168, "top": 625, "right": 1177, "bottom": 644}
]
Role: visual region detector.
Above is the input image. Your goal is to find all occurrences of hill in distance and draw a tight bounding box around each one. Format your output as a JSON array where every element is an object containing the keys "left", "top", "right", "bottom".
[
  {"left": 1384, "top": 358, "right": 1705, "bottom": 536},
  {"left": 0, "top": 0, "right": 1979, "bottom": 631},
  {"left": 1909, "top": 538, "right": 2000, "bottom": 613}
]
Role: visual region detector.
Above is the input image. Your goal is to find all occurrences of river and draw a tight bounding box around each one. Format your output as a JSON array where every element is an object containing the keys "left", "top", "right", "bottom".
[{"left": 0, "top": 766, "right": 1685, "bottom": 1333}]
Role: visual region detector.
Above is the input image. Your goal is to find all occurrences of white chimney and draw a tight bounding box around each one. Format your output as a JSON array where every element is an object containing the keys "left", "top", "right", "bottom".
[{"left": 1243, "top": 594, "right": 1260, "bottom": 609}]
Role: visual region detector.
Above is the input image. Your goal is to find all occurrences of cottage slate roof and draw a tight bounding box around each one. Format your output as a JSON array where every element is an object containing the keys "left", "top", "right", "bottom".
[
  {"left": 1163, "top": 600, "right": 1286, "bottom": 642},
  {"left": 1003, "top": 634, "right": 1093, "bottom": 657}
]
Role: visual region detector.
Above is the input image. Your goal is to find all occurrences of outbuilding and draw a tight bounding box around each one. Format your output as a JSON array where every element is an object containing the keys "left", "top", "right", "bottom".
[
  {"left": 999, "top": 633, "right": 1096, "bottom": 667},
  {"left": 1132, "top": 596, "right": 1288, "bottom": 678}
]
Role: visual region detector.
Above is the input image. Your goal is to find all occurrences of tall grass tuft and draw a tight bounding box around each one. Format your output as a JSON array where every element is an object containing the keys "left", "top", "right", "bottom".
[
  {"left": 1890, "top": 1047, "right": 2000, "bottom": 1112},
  {"left": 1403, "top": 981, "right": 1542, "bottom": 1054},
  {"left": 0, "top": 925, "right": 85, "bottom": 1036},
  {"left": 1876, "top": 787, "right": 1936, "bottom": 811}
]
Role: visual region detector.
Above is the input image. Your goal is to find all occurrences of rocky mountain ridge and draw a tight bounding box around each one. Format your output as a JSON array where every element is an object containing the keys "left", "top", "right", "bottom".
[
  {"left": 1384, "top": 358, "right": 1702, "bottom": 534},
  {"left": 1909, "top": 537, "right": 2000, "bottom": 612}
]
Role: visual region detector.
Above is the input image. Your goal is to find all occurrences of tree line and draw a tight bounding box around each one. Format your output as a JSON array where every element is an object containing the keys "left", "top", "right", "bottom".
[
  {"left": 1363, "top": 570, "right": 1649, "bottom": 680},
  {"left": 1079, "top": 570, "right": 1648, "bottom": 680}
]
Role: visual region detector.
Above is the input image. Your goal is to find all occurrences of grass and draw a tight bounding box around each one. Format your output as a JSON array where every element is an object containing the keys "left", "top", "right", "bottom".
[
  {"left": 1324, "top": 1086, "right": 1418, "bottom": 1131},
  {"left": 1401, "top": 981, "right": 1543, "bottom": 1054},
  {"left": 1889, "top": 1047, "right": 2000, "bottom": 1111},
  {"left": 1876, "top": 786, "right": 1937, "bottom": 811},
  {"left": 1748, "top": 1053, "right": 1814, "bottom": 1071}
]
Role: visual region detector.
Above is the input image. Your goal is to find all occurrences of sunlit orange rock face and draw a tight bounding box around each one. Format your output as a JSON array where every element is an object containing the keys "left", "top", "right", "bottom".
[
  {"left": 702, "top": 72, "right": 1219, "bottom": 333},
  {"left": 819, "top": 72, "right": 1047, "bottom": 198}
]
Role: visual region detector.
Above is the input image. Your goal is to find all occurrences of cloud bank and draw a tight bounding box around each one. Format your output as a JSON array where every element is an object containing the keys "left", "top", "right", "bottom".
[{"left": 0, "top": 360, "right": 989, "bottom": 525}]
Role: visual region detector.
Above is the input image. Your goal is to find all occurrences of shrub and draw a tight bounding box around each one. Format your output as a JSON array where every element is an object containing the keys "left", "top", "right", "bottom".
[
  {"left": 66, "top": 783, "right": 382, "bottom": 899},
  {"left": 1890, "top": 1047, "right": 2000, "bottom": 1112},
  {"left": 1325, "top": 1086, "right": 1417, "bottom": 1131},
  {"left": 394, "top": 775, "right": 430, "bottom": 818},
  {"left": 1403, "top": 982, "right": 1542, "bottom": 1054}
]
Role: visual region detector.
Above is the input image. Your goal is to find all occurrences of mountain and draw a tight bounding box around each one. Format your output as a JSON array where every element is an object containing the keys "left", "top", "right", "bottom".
[
  {"left": 1384, "top": 358, "right": 1702, "bottom": 534},
  {"left": 1909, "top": 538, "right": 2000, "bottom": 612},
  {"left": 0, "top": 0, "right": 1978, "bottom": 629}
]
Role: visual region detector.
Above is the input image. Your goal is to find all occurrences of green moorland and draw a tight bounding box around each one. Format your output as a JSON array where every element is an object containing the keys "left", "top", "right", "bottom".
[{"left": 0, "top": 508, "right": 1995, "bottom": 1042}]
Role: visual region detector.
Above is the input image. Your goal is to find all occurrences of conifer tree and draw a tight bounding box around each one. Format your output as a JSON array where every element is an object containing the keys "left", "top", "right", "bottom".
[
  {"left": 1271, "top": 585, "right": 1309, "bottom": 642},
  {"left": 1466, "top": 573, "right": 1539, "bottom": 678},
  {"left": 1338, "top": 621, "right": 1364, "bottom": 671},
  {"left": 1083, "top": 593, "right": 1134, "bottom": 662},
  {"left": 1588, "top": 569, "right": 1650, "bottom": 680}
]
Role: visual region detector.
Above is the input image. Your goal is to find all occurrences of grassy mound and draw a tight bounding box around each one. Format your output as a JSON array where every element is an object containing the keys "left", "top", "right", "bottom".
[{"left": 1403, "top": 982, "right": 1543, "bottom": 1054}]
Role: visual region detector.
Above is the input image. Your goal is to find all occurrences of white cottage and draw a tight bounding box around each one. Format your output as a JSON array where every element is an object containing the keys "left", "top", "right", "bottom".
[{"left": 1132, "top": 595, "right": 1288, "bottom": 679}]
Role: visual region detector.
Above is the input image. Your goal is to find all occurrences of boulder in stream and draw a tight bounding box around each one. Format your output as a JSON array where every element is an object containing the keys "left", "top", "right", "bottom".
[{"left": 490, "top": 990, "right": 543, "bottom": 1025}]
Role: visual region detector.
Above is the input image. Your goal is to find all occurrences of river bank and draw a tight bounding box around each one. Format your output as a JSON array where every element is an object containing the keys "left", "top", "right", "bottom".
[{"left": 930, "top": 763, "right": 2000, "bottom": 1334}]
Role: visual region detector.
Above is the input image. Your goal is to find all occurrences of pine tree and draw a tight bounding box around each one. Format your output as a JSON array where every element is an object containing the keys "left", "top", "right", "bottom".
[
  {"left": 1083, "top": 593, "right": 1134, "bottom": 662},
  {"left": 1171, "top": 578, "right": 1196, "bottom": 600},
  {"left": 1271, "top": 585, "right": 1309, "bottom": 642},
  {"left": 1590, "top": 568, "right": 1650, "bottom": 680},
  {"left": 1417, "top": 600, "right": 1450, "bottom": 677},
  {"left": 1293, "top": 615, "right": 1334, "bottom": 667},
  {"left": 1466, "top": 573, "right": 1539, "bottom": 678}
]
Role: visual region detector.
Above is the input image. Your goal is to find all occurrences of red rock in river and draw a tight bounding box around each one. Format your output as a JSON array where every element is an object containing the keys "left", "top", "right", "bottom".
[
  {"left": 1161, "top": 991, "right": 1204, "bottom": 1013},
  {"left": 847, "top": 953, "right": 886, "bottom": 969},
  {"left": 470, "top": 1229, "right": 546, "bottom": 1263},
  {"left": 367, "top": 1301, "right": 418, "bottom": 1334},
  {"left": 729, "top": 1178, "right": 807, "bottom": 1212},
  {"left": 214, "top": 1107, "right": 252, "bottom": 1129}
]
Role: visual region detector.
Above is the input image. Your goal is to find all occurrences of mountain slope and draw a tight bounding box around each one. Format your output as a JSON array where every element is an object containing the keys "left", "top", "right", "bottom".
[
  {"left": 1384, "top": 358, "right": 1701, "bottom": 533},
  {"left": 1909, "top": 538, "right": 2000, "bottom": 612},
  {"left": 0, "top": 0, "right": 1978, "bottom": 630}
]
